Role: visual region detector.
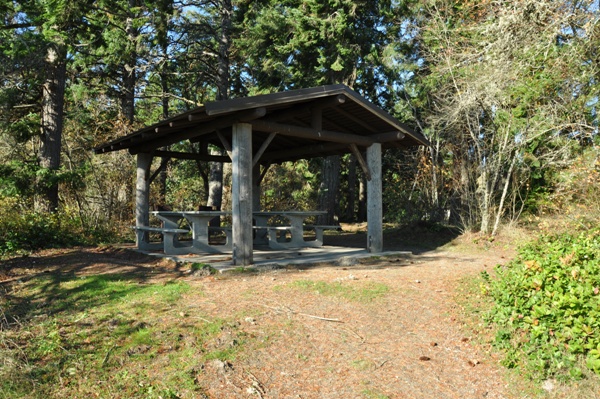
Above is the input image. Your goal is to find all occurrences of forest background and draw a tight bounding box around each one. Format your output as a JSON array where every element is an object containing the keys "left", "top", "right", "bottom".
[{"left": 1, "top": 0, "right": 599, "bottom": 254}]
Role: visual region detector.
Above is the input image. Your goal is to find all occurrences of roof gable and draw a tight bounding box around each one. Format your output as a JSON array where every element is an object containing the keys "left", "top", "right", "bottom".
[{"left": 94, "top": 84, "right": 428, "bottom": 162}]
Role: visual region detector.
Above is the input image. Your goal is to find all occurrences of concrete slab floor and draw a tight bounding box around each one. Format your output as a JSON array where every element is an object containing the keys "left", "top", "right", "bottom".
[{"left": 134, "top": 245, "right": 411, "bottom": 272}]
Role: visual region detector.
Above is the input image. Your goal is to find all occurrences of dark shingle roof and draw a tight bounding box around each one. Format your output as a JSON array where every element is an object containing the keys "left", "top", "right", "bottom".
[{"left": 94, "top": 84, "right": 428, "bottom": 162}]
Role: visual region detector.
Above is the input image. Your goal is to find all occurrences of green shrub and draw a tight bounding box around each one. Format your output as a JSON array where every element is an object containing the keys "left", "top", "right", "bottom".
[
  {"left": 0, "top": 197, "right": 120, "bottom": 256},
  {"left": 483, "top": 228, "right": 600, "bottom": 380},
  {"left": 0, "top": 211, "right": 76, "bottom": 255}
]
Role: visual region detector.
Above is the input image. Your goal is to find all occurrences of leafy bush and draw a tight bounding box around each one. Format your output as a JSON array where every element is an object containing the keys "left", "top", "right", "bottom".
[
  {"left": 0, "top": 211, "right": 77, "bottom": 255},
  {"left": 0, "top": 197, "right": 120, "bottom": 256},
  {"left": 483, "top": 228, "right": 600, "bottom": 380}
]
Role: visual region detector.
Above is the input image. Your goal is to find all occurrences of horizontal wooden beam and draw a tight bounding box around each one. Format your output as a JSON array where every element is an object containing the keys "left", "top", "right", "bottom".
[
  {"left": 253, "top": 128, "right": 406, "bottom": 163},
  {"left": 153, "top": 150, "right": 231, "bottom": 162},
  {"left": 260, "top": 142, "right": 350, "bottom": 162},
  {"left": 370, "top": 131, "right": 405, "bottom": 143},
  {"left": 152, "top": 118, "right": 210, "bottom": 135},
  {"left": 251, "top": 119, "right": 375, "bottom": 146}
]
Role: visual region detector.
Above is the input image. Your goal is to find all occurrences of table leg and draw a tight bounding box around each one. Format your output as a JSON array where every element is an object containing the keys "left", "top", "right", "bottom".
[
  {"left": 154, "top": 215, "right": 191, "bottom": 253},
  {"left": 287, "top": 216, "right": 307, "bottom": 247},
  {"left": 253, "top": 215, "right": 270, "bottom": 245},
  {"left": 186, "top": 216, "right": 226, "bottom": 254}
]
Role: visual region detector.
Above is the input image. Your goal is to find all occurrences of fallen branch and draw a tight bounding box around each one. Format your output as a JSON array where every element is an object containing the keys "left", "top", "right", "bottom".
[
  {"left": 342, "top": 327, "right": 366, "bottom": 342},
  {"left": 101, "top": 345, "right": 116, "bottom": 367},
  {"left": 261, "top": 304, "right": 343, "bottom": 323},
  {"left": 297, "top": 312, "right": 343, "bottom": 323},
  {"left": 376, "top": 359, "right": 390, "bottom": 369}
]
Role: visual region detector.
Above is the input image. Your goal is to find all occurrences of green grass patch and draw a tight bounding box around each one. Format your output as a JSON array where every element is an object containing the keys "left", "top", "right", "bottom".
[
  {"left": 361, "top": 388, "right": 390, "bottom": 399},
  {"left": 285, "top": 279, "right": 389, "bottom": 303},
  {"left": 229, "top": 266, "right": 258, "bottom": 274},
  {"left": 190, "top": 262, "right": 217, "bottom": 274},
  {"left": 351, "top": 358, "right": 372, "bottom": 371},
  {"left": 0, "top": 274, "right": 252, "bottom": 399},
  {"left": 483, "top": 228, "right": 600, "bottom": 381}
]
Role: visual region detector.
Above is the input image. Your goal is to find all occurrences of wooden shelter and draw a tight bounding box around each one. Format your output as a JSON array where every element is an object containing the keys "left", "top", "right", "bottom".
[{"left": 94, "top": 84, "right": 429, "bottom": 265}]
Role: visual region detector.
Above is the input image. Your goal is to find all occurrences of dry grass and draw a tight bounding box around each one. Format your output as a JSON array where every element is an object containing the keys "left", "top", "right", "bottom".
[{"left": 1, "top": 228, "right": 599, "bottom": 398}]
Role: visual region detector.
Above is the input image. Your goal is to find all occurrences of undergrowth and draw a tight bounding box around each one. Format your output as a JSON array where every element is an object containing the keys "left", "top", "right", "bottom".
[
  {"left": 482, "top": 227, "right": 600, "bottom": 381},
  {"left": 0, "top": 197, "right": 124, "bottom": 257}
]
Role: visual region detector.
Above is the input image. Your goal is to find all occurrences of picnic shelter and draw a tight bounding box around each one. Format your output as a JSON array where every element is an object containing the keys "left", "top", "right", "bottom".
[{"left": 94, "top": 84, "right": 429, "bottom": 266}]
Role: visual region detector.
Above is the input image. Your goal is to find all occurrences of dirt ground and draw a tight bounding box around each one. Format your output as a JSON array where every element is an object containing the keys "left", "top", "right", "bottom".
[{"left": 0, "top": 229, "right": 520, "bottom": 399}]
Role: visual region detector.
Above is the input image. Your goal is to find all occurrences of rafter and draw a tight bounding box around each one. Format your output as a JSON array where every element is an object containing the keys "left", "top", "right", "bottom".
[
  {"left": 251, "top": 119, "right": 375, "bottom": 146},
  {"left": 129, "top": 107, "right": 266, "bottom": 154}
]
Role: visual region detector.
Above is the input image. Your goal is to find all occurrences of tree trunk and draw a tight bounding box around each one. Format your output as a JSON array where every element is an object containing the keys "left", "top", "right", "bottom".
[
  {"left": 479, "top": 169, "right": 491, "bottom": 235},
  {"left": 318, "top": 155, "right": 341, "bottom": 225},
  {"left": 207, "top": 0, "right": 232, "bottom": 209},
  {"left": 345, "top": 154, "right": 357, "bottom": 222},
  {"left": 358, "top": 175, "right": 367, "bottom": 222},
  {"left": 216, "top": 0, "right": 231, "bottom": 102},
  {"left": 37, "top": 44, "right": 66, "bottom": 213},
  {"left": 158, "top": 56, "right": 170, "bottom": 205},
  {"left": 492, "top": 152, "right": 518, "bottom": 236},
  {"left": 122, "top": 0, "right": 137, "bottom": 123},
  {"left": 207, "top": 147, "right": 224, "bottom": 210}
]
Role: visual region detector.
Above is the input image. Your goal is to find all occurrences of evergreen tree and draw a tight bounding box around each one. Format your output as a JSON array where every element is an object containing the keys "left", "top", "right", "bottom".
[
  {"left": 234, "top": 0, "right": 416, "bottom": 221},
  {"left": 1, "top": 0, "right": 94, "bottom": 212}
]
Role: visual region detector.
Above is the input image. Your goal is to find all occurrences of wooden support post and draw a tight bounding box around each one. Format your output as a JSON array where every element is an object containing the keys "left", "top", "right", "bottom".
[
  {"left": 232, "top": 122, "right": 253, "bottom": 265},
  {"left": 366, "top": 143, "right": 382, "bottom": 253},
  {"left": 136, "top": 152, "right": 153, "bottom": 248}
]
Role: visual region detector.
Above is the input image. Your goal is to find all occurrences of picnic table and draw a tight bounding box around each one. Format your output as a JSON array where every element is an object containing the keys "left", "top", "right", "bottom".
[
  {"left": 252, "top": 211, "right": 336, "bottom": 249},
  {"left": 150, "top": 210, "right": 231, "bottom": 254},
  {"left": 139, "top": 210, "right": 338, "bottom": 255}
]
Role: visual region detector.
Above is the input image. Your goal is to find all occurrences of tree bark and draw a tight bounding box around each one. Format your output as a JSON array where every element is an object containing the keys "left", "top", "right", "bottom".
[
  {"left": 122, "top": 0, "right": 138, "bottom": 123},
  {"left": 37, "top": 44, "right": 66, "bottom": 213},
  {"left": 345, "top": 154, "right": 357, "bottom": 222},
  {"left": 358, "top": 175, "right": 367, "bottom": 222},
  {"left": 318, "top": 155, "right": 341, "bottom": 225},
  {"left": 207, "top": 0, "right": 232, "bottom": 209},
  {"left": 207, "top": 147, "right": 224, "bottom": 209},
  {"left": 492, "top": 152, "right": 518, "bottom": 236},
  {"left": 216, "top": 0, "right": 231, "bottom": 102},
  {"left": 158, "top": 53, "right": 170, "bottom": 205}
]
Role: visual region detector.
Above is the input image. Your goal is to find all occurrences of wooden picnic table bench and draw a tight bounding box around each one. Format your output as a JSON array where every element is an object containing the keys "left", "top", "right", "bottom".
[
  {"left": 135, "top": 210, "right": 338, "bottom": 254},
  {"left": 132, "top": 226, "right": 192, "bottom": 254},
  {"left": 302, "top": 225, "right": 341, "bottom": 247}
]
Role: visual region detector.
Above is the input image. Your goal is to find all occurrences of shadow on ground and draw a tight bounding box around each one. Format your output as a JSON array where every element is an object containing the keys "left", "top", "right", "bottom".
[
  {"left": 0, "top": 224, "right": 461, "bottom": 328},
  {"left": 0, "top": 247, "right": 190, "bottom": 329},
  {"left": 326, "top": 222, "right": 461, "bottom": 254}
]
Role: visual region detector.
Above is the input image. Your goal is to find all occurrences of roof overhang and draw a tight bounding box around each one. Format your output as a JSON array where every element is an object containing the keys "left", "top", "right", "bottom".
[{"left": 94, "top": 84, "right": 429, "bottom": 163}]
